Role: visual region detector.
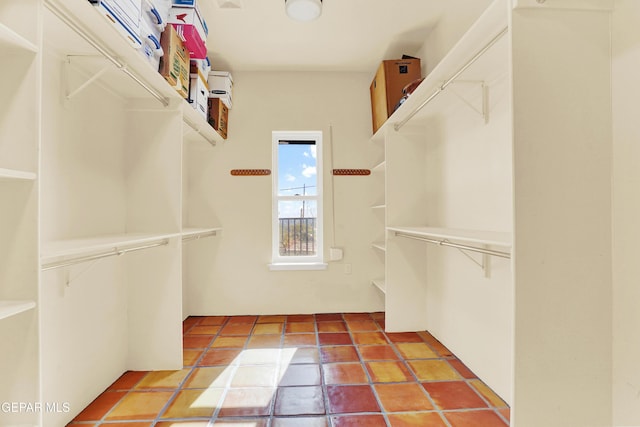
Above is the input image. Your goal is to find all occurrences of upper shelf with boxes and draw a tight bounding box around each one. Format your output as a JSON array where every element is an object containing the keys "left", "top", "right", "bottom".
[
  {"left": 43, "top": 0, "right": 232, "bottom": 144},
  {"left": 369, "top": 57, "right": 422, "bottom": 137}
]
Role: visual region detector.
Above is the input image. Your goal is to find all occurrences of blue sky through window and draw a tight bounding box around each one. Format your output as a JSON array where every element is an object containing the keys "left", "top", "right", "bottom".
[{"left": 278, "top": 142, "right": 317, "bottom": 218}]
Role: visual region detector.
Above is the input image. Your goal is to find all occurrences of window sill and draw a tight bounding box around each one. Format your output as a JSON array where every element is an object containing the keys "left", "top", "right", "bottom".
[{"left": 268, "top": 262, "right": 328, "bottom": 271}]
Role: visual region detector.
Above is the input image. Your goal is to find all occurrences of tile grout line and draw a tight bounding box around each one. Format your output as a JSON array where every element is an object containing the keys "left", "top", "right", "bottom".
[
  {"left": 153, "top": 315, "right": 223, "bottom": 425},
  {"left": 390, "top": 332, "right": 456, "bottom": 427},
  {"left": 347, "top": 313, "right": 393, "bottom": 427}
]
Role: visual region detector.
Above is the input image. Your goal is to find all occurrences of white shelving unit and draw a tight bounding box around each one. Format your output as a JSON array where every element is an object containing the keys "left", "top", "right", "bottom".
[
  {"left": 369, "top": 129, "right": 387, "bottom": 297},
  {"left": 371, "top": 0, "right": 614, "bottom": 425},
  {"left": 2, "top": 0, "right": 225, "bottom": 425},
  {"left": 0, "top": 1, "right": 42, "bottom": 425}
]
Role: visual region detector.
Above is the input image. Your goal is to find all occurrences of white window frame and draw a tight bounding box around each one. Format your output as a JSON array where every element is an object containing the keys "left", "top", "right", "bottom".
[{"left": 270, "top": 130, "right": 325, "bottom": 269}]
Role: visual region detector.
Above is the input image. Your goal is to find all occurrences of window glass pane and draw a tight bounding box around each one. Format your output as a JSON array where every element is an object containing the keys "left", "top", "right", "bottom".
[
  {"left": 278, "top": 200, "right": 318, "bottom": 256},
  {"left": 278, "top": 142, "right": 317, "bottom": 196}
]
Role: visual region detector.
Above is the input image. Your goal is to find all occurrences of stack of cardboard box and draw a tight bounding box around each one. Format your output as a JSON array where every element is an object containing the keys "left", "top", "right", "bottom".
[
  {"left": 89, "top": 0, "right": 232, "bottom": 138},
  {"left": 207, "top": 71, "right": 232, "bottom": 139}
]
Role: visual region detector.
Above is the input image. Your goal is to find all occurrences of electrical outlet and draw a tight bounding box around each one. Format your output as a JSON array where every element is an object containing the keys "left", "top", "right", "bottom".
[{"left": 344, "top": 263, "right": 352, "bottom": 274}]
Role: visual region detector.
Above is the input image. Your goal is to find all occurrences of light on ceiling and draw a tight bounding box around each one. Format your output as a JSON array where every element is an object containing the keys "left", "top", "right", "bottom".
[{"left": 285, "top": 0, "right": 322, "bottom": 22}]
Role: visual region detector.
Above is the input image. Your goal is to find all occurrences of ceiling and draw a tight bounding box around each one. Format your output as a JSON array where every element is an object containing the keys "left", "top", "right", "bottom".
[{"left": 201, "top": 0, "right": 451, "bottom": 73}]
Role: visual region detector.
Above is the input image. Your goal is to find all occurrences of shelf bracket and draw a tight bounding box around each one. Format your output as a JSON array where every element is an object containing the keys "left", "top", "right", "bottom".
[
  {"left": 438, "top": 239, "right": 490, "bottom": 276},
  {"left": 64, "top": 56, "right": 114, "bottom": 101},
  {"left": 448, "top": 80, "right": 490, "bottom": 124}
]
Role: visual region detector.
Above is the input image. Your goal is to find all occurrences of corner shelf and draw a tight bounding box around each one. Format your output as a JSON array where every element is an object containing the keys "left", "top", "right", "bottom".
[
  {"left": 372, "top": 241, "right": 386, "bottom": 252},
  {"left": 372, "top": 279, "right": 386, "bottom": 294},
  {"left": 371, "top": 160, "right": 386, "bottom": 173},
  {"left": 0, "top": 168, "right": 37, "bottom": 181},
  {"left": 0, "top": 300, "right": 37, "bottom": 321}
]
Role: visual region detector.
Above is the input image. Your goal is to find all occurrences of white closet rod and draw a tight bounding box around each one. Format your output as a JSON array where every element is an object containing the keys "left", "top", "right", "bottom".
[
  {"left": 394, "top": 26, "right": 508, "bottom": 131},
  {"left": 44, "top": 0, "right": 170, "bottom": 107},
  {"left": 182, "top": 231, "right": 218, "bottom": 242},
  {"left": 41, "top": 239, "right": 170, "bottom": 271},
  {"left": 183, "top": 118, "right": 216, "bottom": 147},
  {"left": 394, "top": 232, "right": 511, "bottom": 259}
]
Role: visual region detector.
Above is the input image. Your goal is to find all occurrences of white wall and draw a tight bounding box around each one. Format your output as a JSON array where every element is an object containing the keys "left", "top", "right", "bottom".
[
  {"left": 612, "top": 1, "right": 640, "bottom": 425},
  {"left": 414, "top": 0, "right": 493, "bottom": 77},
  {"left": 39, "top": 52, "right": 130, "bottom": 426},
  {"left": 185, "top": 71, "right": 385, "bottom": 315},
  {"left": 423, "top": 74, "right": 513, "bottom": 403}
]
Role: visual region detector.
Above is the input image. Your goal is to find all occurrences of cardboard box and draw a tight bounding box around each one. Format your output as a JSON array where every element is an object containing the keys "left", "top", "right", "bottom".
[
  {"left": 90, "top": 0, "right": 143, "bottom": 47},
  {"left": 168, "top": 6, "right": 208, "bottom": 59},
  {"left": 189, "top": 69, "right": 209, "bottom": 120},
  {"left": 208, "top": 71, "right": 233, "bottom": 109},
  {"left": 159, "top": 25, "right": 190, "bottom": 98},
  {"left": 370, "top": 58, "right": 421, "bottom": 133},
  {"left": 207, "top": 97, "right": 228, "bottom": 139}
]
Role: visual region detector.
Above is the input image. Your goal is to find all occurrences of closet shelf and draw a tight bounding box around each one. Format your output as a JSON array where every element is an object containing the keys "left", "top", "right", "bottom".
[
  {"left": 372, "top": 241, "right": 386, "bottom": 252},
  {"left": 0, "top": 300, "right": 37, "bottom": 321},
  {"left": 183, "top": 105, "right": 222, "bottom": 147},
  {"left": 371, "top": 161, "right": 386, "bottom": 173},
  {"left": 41, "top": 232, "right": 180, "bottom": 263},
  {"left": 372, "top": 279, "right": 386, "bottom": 294},
  {"left": 388, "top": 226, "right": 511, "bottom": 248},
  {"left": 371, "top": 0, "right": 508, "bottom": 138},
  {"left": 0, "top": 167, "right": 37, "bottom": 181},
  {"left": 0, "top": 22, "right": 38, "bottom": 53},
  {"left": 43, "top": 0, "right": 222, "bottom": 146}
]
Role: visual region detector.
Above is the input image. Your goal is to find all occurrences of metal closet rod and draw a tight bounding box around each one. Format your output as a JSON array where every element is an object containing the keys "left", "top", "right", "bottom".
[
  {"left": 41, "top": 239, "right": 170, "bottom": 271},
  {"left": 184, "top": 118, "right": 216, "bottom": 147},
  {"left": 45, "top": 0, "right": 170, "bottom": 107},
  {"left": 394, "top": 232, "right": 511, "bottom": 259},
  {"left": 182, "top": 231, "right": 218, "bottom": 242},
  {"left": 394, "top": 26, "right": 509, "bottom": 131}
]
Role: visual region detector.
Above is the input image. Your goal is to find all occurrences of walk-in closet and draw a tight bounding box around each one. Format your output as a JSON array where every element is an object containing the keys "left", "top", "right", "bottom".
[{"left": 1, "top": 0, "right": 639, "bottom": 426}]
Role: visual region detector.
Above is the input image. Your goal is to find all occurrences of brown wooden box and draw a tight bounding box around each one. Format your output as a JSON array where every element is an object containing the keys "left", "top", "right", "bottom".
[
  {"left": 370, "top": 58, "right": 421, "bottom": 134},
  {"left": 207, "top": 97, "right": 228, "bottom": 139}
]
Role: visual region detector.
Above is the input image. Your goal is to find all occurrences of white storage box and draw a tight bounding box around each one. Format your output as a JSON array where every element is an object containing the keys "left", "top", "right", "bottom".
[
  {"left": 90, "top": 0, "right": 143, "bottom": 48},
  {"left": 138, "top": 0, "right": 171, "bottom": 70},
  {"left": 139, "top": 17, "right": 163, "bottom": 70},
  {"left": 189, "top": 69, "right": 209, "bottom": 120},
  {"left": 207, "top": 71, "right": 233, "bottom": 109}
]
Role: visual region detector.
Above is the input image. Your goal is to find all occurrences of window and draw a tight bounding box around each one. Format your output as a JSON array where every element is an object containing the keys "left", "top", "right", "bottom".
[{"left": 271, "top": 131, "right": 324, "bottom": 268}]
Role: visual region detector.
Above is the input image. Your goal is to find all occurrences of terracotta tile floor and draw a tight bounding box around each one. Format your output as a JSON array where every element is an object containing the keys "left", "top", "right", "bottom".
[{"left": 67, "top": 312, "right": 510, "bottom": 427}]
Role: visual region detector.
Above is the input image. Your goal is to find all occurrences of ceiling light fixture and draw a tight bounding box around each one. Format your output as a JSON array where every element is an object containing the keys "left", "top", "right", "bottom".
[{"left": 285, "top": 0, "right": 322, "bottom": 22}]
